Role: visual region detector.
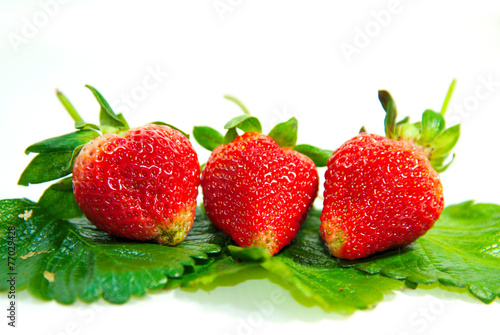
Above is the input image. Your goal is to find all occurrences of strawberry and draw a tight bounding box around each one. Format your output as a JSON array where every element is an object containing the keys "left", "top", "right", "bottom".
[
  {"left": 193, "top": 97, "right": 319, "bottom": 255},
  {"left": 73, "top": 123, "right": 200, "bottom": 245},
  {"left": 318, "top": 82, "right": 460, "bottom": 260},
  {"left": 19, "top": 85, "right": 200, "bottom": 245}
]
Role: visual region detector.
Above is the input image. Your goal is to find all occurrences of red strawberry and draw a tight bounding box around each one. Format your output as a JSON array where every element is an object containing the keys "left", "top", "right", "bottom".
[
  {"left": 320, "top": 133, "right": 444, "bottom": 259},
  {"left": 73, "top": 124, "right": 200, "bottom": 245},
  {"left": 193, "top": 100, "right": 319, "bottom": 255},
  {"left": 319, "top": 84, "right": 460, "bottom": 260},
  {"left": 72, "top": 123, "right": 200, "bottom": 245},
  {"left": 72, "top": 124, "right": 200, "bottom": 245}
]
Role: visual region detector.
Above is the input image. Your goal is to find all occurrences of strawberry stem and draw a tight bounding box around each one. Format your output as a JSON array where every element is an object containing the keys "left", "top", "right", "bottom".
[
  {"left": 224, "top": 95, "right": 250, "bottom": 115},
  {"left": 56, "top": 89, "right": 84, "bottom": 123},
  {"left": 440, "top": 79, "right": 456, "bottom": 116}
]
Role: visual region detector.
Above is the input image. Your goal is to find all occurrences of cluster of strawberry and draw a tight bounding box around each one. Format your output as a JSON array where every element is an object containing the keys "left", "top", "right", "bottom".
[{"left": 24, "top": 84, "right": 460, "bottom": 260}]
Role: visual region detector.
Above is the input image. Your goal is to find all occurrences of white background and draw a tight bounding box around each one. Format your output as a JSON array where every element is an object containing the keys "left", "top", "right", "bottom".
[{"left": 1, "top": 1, "right": 500, "bottom": 334}]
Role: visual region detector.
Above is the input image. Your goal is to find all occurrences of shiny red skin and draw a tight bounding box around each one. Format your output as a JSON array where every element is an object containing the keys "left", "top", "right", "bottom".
[
  {"left": 201, "top": 132, "right": 319, "bottom": 255},
  {"left": 72, "top": 124, "right": 200, "bottom": 245},
  {"left": 320, "top": 133, "right": 444, "bottom": 260}
]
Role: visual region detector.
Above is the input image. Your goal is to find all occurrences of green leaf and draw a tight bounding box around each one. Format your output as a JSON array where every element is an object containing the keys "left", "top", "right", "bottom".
[
  {"left": 25, "top": 129, "right": 99, "bottom": 154},
  {"left": 268, "top": 117, "right": 298, "bottom": 148},
  {"left": 38, "top": 177, "right": 82, "bottom": 220},
  {"left": 419, "top": 109, "right": 445, "bottom": 144},
  {"left": 85, "top": 85, "right": 125, "bottom": 132},
  {"left": 260, "top": 209, "right": 404, "bottom": 313},
  {"left": 18, "top": 151, "right": 75, "bottom": 186},
  {"left": 224, "top": 114, "right": 262, "bottom": 133},
  {"left": 293, "top": 144, "right": 333, "bottom": 167},
  {"left": 338, "top": 201, "right": 500, "bottom": 303},
  {"left": 379, "top": 90, "right": 397, "bottom": 140},
  {"left": 192, "top": 126, "right": 224, "bottom": 151},
  {"left": 0, "top": 200, "right": 220, "bottom": 304},
  {"left": 223, "top": 127, "right": 238, "bottom": 144}
]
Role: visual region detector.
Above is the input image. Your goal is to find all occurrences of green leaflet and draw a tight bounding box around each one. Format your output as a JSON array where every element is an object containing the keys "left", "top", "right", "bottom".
[
  {"left": 192, "top": 126, "right": 224, "bottom": 151},
  {"left": 268, "top": 117, "right": 298, "bottom": 148},
  {"left": 428, "top": 124, "right": 461, "bottom": 159},
  {"left": 398, "top": 122, "right": 421, "bottom": 142},
  {"left": 74, "top": 121, "right": 101, "bottom": 131},
  {"left": 338, "top": 201, "right": 500, "bottom": 303},
  {"left": 293, "top": 144, "right": 333, "bottom": 167},
  {"left": 219, "top": 95, "right": 262, "bottom": 142},
  {"left": 24, "top": 129, "right": 99, "bottom": 154},
  {"left": 38, "top": 177, "right": 82, "bottom": 220},
  {"left": 0, "top": 199, "right": 220, "bottom": 304},
  {"left": 85, "top": 85, "right": 129, "bottom": 133},
  {"left": 224, "top": 114, "right": 262, "bottom": 133},
  {"left": 419, "top": 109, "right": 445, "bottom": 144},
  {"left": 395, "top": 116, "right": 410, "bottom": 127},
  {"left": 223, "top": 127, "right": 239, "bottom": 144},
  {"left": 18, "top": 151, "right": 75, "bottom": 186},
  {"left": 20, "top": 129, "right": 95, "bottom": 187},
  {"left": 149, "top": 121, "right": 190, "bottom": 139}
]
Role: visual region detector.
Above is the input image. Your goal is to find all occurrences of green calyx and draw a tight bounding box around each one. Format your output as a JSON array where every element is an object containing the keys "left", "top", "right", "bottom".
[
  {"left": 19, "top": 86, "right": 130, "bottom": 187},
  {"left": 193, "top": 95, "right": 334, "bottom": 168},
  {"left": 19, "top": 86, "right": 188, "bottom": 188},
  {"left": 377, "top": 80, "right": 460, "bottom": 172},
  {"left": 192, "top": 96, "right": 334, "bottom": 167},
  {"left": 193, "top": 95, "right": 306, "bottom": 151}
]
